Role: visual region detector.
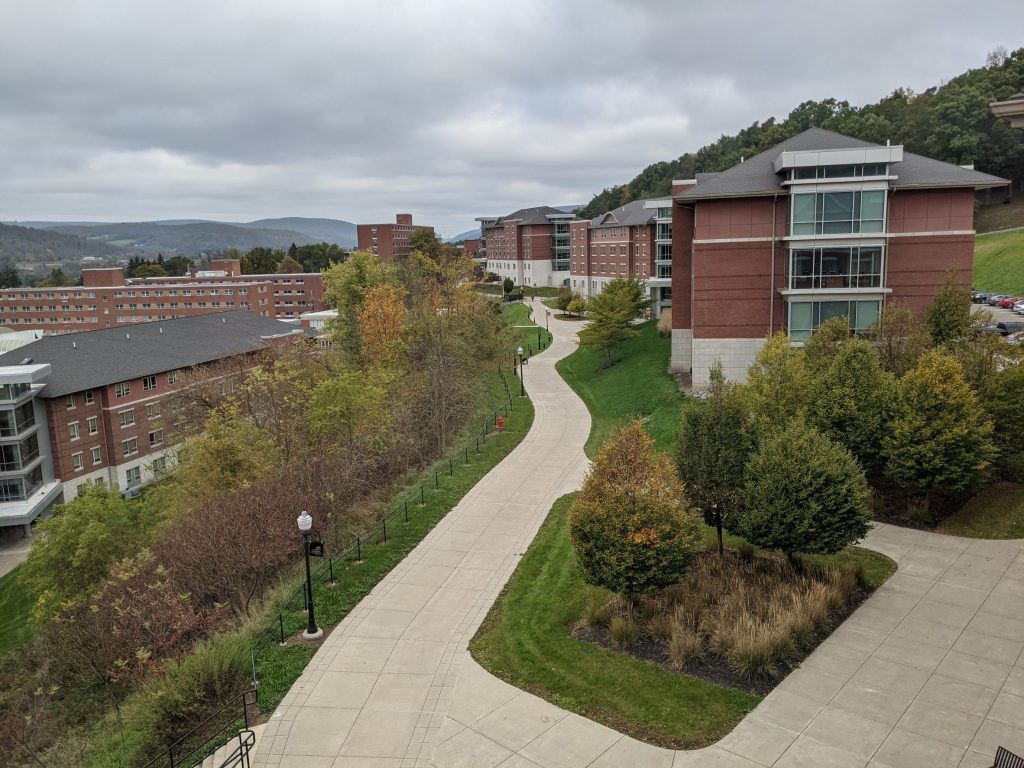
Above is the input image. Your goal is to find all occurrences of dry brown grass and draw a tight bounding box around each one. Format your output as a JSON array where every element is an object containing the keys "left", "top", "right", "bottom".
[
  {"left": 609, "top": 616, "right": 638, "bottom": 648},
  {"left": 599, "top": 552, "right": 861, "bottom": 678},
  {"left": 657, "top": 308, "right": 672, "bottom": 337}
]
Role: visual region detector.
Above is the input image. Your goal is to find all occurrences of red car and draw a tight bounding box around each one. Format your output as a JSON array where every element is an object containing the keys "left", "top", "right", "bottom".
[{"left": 998, "top": 296, "right": 1022, "bottom": 308}]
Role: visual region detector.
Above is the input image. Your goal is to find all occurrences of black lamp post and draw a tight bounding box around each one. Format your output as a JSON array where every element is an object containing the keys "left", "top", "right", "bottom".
[
  {"left": 296, "top": 510, "right": 323, "bottom": 640},
  {"left": 517, "top": 345, "right": 525, "bottom": 397}
]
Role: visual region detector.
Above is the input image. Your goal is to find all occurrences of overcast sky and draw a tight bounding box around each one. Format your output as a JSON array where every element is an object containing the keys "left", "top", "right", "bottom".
[{"left": 1, "top": 1, "right": 1022, "bottom": 238}]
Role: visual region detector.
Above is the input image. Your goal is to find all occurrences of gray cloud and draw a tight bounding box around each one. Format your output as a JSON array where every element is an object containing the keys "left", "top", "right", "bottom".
[{"left": 0, "top": 0, "right": 1021, "bottom": 237}]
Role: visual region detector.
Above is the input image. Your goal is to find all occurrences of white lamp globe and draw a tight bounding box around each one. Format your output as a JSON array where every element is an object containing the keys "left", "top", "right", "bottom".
[
  {"left": 297, "top": 510, "right": 313, "bottom": 534},
  {"left": 517, "top": 346, "right": 524, "bottom": 356}
]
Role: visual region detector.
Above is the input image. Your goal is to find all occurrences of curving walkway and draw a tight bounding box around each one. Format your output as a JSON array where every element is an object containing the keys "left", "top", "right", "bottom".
[
  {"left": 256, "top": 302, "right": 1024, "bottom": 768},
  {"left": 252, "top": 300, "right": 591, "bottom": 767}
]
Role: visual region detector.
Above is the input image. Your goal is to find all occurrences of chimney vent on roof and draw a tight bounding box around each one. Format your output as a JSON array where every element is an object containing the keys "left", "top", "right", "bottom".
[
  {"left": 72, "top": 341, "right": 77, "bottom": 349},
  {"left": 159, "top": 327, "right": 163, "bottom": 334},
  {"left": 740, "top": 156, "right": 744, "bottom": 163},
  {"left": 126, "top": 332, "right": 130, "bottom": 340},
  {"left": 886, "top": 139, "right": 891, "bottom": 146},
  {"left": 222, "top": 317, "right": 226, "bottom": 323}
]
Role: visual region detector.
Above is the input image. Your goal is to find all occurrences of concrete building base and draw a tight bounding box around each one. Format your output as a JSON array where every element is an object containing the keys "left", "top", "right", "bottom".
[
  {"left": 669, "top": 329, "right": 693, "bottom": 373},
  {"left": 691, "top": 336, "right": 766, "bottom": 385}
]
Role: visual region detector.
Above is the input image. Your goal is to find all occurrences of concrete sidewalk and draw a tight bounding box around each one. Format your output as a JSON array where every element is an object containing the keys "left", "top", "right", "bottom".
[
  {"left": 257, "top": 303, "right": 1023, "bottom": 768},
  {"left": 252, "top": 300, "right": 592, "bottom": 767}
]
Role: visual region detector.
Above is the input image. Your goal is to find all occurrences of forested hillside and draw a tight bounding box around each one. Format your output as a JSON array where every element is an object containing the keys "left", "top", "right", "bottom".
[
  {"left": 578, "top": 48, "right": 1024, "bottom": 218},
  {"left": 0, "top": 222, "right": 119, "bottom": 263}
]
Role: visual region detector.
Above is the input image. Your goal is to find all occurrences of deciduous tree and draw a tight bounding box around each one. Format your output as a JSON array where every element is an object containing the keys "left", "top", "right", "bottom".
[
  {"left": 866, "top": 304, "right": 931, "bottom": 376},
  {"left": 926, "top": 271, "right": 973, "bottom": 347},
  {"left": 742, "top": 332, "right": 810, "bottom": 427},
  {"left": 677, "top": 364, "right": 757, "bottom": 555},
  {"left": 883, "top": 350, "right": 996, "bottom": 504},
  {"left": 570, "top": 420, "right": 702, "bottom": 597},
  {"left": 734, "top": 418, "right": 871, "bottom": 560}
]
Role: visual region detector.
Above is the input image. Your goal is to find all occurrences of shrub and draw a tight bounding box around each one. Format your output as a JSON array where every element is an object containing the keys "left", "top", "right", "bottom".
[
  {"left": 806, "top": 338, "right": 896, "bottom": 476},
  {"left": 608, "top": 616, "right": 638, "bottom": 648},
  {"left": 147, "top": 634, "right": 251, "bottom": 746},
  {"left": 743, "top": 332, "right": 811, "bottom": 427},
  {"left": 980, "top": 362, "right": 1024, "bottom": 482},
  {"left": 657, "top": 308, "right": 671, "bottom": 337},
  {"left": 734, "top": 418, "right": 871, "bottom": 560},
  {"left": 882, "top": 350, "right": 997, "bottom": 504},
  {"left": 648, "top": 613, "right": 674, "bottom": 641},
  {"left": 569, "top": 421, "right": 702, "bottom": 597}
]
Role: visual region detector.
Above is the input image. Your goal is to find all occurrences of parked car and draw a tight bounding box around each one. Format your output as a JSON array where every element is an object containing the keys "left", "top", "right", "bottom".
[
  {"left": 999, "top": 296, "right": 1022, "bottom": 309},
  {"left": 974, "top": 291, "right": 994, "bottom": 303},
  {"left": 1013, "top": 300, "right": 1024, "bottom": 314},
  {"left": 988, "top": 295, "right": 1009, "bottom": 306},
  {"left": 998, "top": 321, "right": 1024, "bottom": 335}
]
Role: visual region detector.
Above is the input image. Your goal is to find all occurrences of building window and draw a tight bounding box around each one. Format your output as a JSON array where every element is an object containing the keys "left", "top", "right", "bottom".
[
  {"left": 791, "top": 190, "right": 885, "bottom": 236},
  {"left": 148, "top": 429, "right": 164, "bottom": 448},
  {"left": 787, "top": 299, "right": 882, "bottom": 342},
  {"left": 152, "top": 456, "right": 167, "bottom": 475},
  {"left": 72, "top": 452, "right": 84, "bottom": 471},
  {"left": 65, "top": 394, "right": 76, "bottom": 409},
  {"left": 119, "top": 410, "right": 135, "bottom": 428},
  {"left": 84, "top": 390, "right": 94, "bottom": 405},
  {"left": 91, "top": 446, "right": 102, "bottom": 465},
  {"left": 167, "top": 370, "right": 179, "bottom": 385},
  {"left": 115, "top": 381, "right": 130, "bottom": 398},
  {"left": 122, "top": 438, "right": 139, "bottom": 457},
  {"left": 146, "top": 402, "right": 160, "bottom": 420},
  {"left": 68, "top": 421, "right": 80, "bottom": 440},
  {"left": 788, "top": 246, "right": 883, "bottom": 290},
  {"left": 125, "top": 466, "right": 141, "bottom": 486},
  {"left": 87, "top": 416, "right": 98, "bottom": 435},
  {"left": 142, "top": 375, "right": 157, "bottom": 391}
]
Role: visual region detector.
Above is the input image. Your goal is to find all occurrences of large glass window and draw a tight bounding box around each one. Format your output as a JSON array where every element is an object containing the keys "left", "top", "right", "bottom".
[
  {"left": 788, "top": 246, "right": 882, "bottom": 289},
  {"left": 0, "top": 402, "right": 35, "bottom": 438},
  {"left": 787, "top": 299, "right": 882, "bottom": 342},
  {"left": 791, "top": 191, "right": 885, "bottom": 235},
  {"left": 791, "top": 163, "right": 888, "bottom": 180}
]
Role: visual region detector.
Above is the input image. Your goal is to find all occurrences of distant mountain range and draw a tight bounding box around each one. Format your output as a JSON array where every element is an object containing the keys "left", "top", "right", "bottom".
[{"left": 1, "top": 217, "right": 358, "bottom": 265}]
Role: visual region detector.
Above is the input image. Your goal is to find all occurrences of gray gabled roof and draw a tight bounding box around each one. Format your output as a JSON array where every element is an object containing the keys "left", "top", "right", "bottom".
[
  {"left": 0, "top": 311, "right": 304, "bottom": 397},
  {"left": 676, "top": 127, "right": 1007, "bottom": 200},
  {"left": 489, "top": 206, "right": 577, "bottom": 227},
  {"left": 591, "top": 199, "right": 657, "bottom": 228}
]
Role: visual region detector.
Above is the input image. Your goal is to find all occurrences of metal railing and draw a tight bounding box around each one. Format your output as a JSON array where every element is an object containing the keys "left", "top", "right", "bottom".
[
  {"left": 141, "top": 688, "right": 256, "bottom": 768},
  {"left": 143, "top": 351, "right": 534, "bottom": 768},
  {"left": 247, "top": 366, "right": 518, "bottom": 690}
]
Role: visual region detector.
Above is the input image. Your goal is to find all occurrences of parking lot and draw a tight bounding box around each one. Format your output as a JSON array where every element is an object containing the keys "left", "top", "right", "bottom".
[{"left": 973, "top": 303, "right": 1021, "bottom": 324}]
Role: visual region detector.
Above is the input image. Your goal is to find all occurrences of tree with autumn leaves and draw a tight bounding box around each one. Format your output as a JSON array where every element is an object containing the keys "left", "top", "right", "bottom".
[{"left": 570, "top": 420, "right": 702, "bottom": 597}]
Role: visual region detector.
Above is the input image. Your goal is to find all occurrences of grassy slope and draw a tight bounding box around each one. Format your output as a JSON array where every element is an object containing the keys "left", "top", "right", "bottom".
[
  {"left": 471, "top": 495, "right": 759, "bottom": 749},
  {"left": 0, "top": 566, "right": 33, "bottom": 657},
  {"left": 938, "top": 482, "right": 1024, "bottom": 539},
  {"left": 556, "top": 320, "right": 684, "bottom": 457},
  {"left": 974, "top": 229, "right": 1024, "bottom": 294},
  {"left": 975, "top": 198, "right": 1024, "bottom": 234},
  {"left": 502, "top": 303, "right": 552, "bottom": 350}
]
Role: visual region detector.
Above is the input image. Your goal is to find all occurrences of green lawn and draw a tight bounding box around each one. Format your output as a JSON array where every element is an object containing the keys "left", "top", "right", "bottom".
[
  {"left": 502, "top": 303, "right": 552, "bottom": 351},
  {"left": 938, "top": 482, "right": 1024, "bottom": 539},
  {"left": 471, "top": 494, "right": 760, "bottom": 749},
  {"left": 556, "top": 319, "right": 684, "bottom": 457},
  {"left": 0, "top": 566, "right": 33, "bottom": 657},
  {"left": 974, "top": 229, "right": 1024, "bottom": 294}
]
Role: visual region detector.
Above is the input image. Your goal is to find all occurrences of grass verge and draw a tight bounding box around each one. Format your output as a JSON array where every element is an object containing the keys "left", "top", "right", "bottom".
[
  {"left": 0, "top": 565, "right": 33, "bottom": 657},
  {"left": 556, "top": 319, "right": 684, "bottom": 457},
  {"left": 471, "top": 493, "right": 759, "bottom": 749},
  {"left": 502, "top": 303, "right": 552, "bottom": 350},
  {"left": 938, "top": 482, "right": 1024, "bottom": 539},
  {"left": 974, "top": 229, "right": 1024, "bottom": 294}
]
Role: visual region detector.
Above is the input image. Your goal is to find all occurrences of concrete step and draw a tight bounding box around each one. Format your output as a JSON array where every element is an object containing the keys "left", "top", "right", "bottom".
[{"left": 195, "top": 723, "right": 264, "bottom": 768}]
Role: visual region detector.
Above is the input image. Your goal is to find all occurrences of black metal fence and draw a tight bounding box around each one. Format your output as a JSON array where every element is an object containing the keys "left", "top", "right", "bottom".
[
  {"left": 141, "top": 689, "right": 257, "bottom": 768},
  {"left": 247, "top": 362, "right": 522, "bottom": 696}
]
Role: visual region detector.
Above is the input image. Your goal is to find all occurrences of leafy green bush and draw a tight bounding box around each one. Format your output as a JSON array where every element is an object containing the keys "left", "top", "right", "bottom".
[{"left": 734, "top": 418, "right": 870, "bottom": 559}]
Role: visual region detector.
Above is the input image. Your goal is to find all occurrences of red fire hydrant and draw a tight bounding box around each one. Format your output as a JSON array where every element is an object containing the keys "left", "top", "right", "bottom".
[{"left": 497, "top": 416, "right": 504, "bottom": 432}]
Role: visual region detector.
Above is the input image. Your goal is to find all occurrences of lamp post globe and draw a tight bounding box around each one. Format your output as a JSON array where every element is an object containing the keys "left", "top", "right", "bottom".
[
  {"left": 516, "top": 346, "right": 525, "bottom": 397},
  {"left": 297, "top": 510, "right": 322, "bottom": 640}
]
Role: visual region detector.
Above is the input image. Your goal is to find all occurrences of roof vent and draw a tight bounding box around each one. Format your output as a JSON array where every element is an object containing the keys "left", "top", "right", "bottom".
[
  {"left": 886, "top": 139, "right": 891, "bottom": 146},
  {"left": 126, "top": 332, "right": 130, "bottom": 340},
  {"left": 740, "top": 156, "right": 744, "bottom": 163},
  {"left": 222, "top": 317, "right": 226, "bottom": 323},
  {"left": 19, "top": 357, "right": 32, "bottom": 365},
  {"left": 159, "top": 327, "right": 163, "bottom": 334},
  {"left": 72, "top": 341, "right": 77, "bottom": 349}
]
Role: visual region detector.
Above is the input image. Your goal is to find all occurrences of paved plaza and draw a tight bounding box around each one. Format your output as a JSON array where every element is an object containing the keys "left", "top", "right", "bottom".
[{"left": 255, "top": 301, "right": 1024, "bottom": 768}]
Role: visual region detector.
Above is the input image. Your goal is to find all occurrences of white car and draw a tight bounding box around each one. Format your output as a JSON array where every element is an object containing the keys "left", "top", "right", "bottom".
[{"left": 1014, "top": 300, "right": 1024, "bottom": 315}]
